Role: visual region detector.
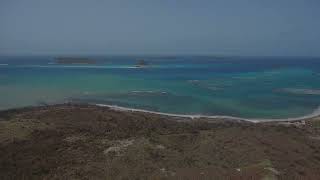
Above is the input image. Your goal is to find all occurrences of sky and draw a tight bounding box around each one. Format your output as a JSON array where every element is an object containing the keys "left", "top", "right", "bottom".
[{"left": 0, "top": 0, "right": 319, "bottom": 56}]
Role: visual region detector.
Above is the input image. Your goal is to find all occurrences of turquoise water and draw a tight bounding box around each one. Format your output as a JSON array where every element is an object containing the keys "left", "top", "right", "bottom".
[{"left": 1, "top": 56, "right": 320, "bottom": 119}]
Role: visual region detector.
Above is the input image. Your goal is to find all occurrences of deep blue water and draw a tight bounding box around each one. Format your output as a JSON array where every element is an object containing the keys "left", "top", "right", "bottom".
[{"left": 1, "top": 56, "right": 320, "bottom": 119}]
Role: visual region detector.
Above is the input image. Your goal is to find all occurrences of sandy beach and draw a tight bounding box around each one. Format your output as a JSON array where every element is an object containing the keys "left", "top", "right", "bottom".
[{"left": 96, "top": 103, "right": 320, "bottom": 123}]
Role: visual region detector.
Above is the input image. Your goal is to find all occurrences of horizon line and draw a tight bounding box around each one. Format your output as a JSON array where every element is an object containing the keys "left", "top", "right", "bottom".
[{"left": 0, "top": 53, "right": 320, "bottom": 58}]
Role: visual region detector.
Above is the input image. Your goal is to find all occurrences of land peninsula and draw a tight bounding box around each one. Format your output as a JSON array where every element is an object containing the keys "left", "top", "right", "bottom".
[{"left": 0, "top": 104, "right": 320, "bottom": 179}]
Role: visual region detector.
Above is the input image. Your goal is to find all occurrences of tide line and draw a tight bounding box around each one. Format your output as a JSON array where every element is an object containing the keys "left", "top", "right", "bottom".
[{"left": 94, "top": 103, "right": 320, "bottom": 123}]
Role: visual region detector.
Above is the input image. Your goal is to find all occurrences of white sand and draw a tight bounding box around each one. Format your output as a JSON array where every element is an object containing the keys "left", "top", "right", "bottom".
[{"left": 95, "top": 104, "right": 320, "bottom": 123}]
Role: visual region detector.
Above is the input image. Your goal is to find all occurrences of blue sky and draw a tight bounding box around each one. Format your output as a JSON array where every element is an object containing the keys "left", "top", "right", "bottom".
[{"left": 0, "top": 0, "right": 319, "bottom": 56}]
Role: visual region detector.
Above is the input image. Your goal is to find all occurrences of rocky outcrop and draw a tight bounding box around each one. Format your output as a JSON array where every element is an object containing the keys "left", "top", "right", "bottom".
[{"left": 135, "top": 59, "right": 148, "bottom": 67}]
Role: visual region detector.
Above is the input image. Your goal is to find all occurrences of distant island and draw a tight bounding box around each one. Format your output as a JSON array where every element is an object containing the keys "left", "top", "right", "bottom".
[
  {"left": 134, "top": 59, "right": 149, "bottom": 68},
  {"left": 55, "top": 57, "right": 96, "bottom": 65}
]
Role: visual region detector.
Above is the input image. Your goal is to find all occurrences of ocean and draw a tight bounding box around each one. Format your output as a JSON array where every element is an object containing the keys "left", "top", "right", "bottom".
[{"left": 1, "top": 56, "right": 320, "bottom": 120}]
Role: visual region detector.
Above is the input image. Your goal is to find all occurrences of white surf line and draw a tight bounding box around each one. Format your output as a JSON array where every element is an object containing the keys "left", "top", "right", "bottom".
[
  {"left": 0, "top": 64, "right": 8, "bottom": 66},
  {"left": 94, "top": 104, "right": 320, "bottom": 123}
]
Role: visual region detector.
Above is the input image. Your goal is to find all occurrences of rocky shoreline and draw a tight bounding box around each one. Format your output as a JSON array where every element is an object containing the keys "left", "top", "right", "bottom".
[{"left": 1, "top": 104, "right": 320, "bottom": 179}]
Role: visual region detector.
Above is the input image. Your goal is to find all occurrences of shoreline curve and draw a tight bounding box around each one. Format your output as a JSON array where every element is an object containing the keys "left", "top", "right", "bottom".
[{"left": 95, "top": 103, "right": 320, "bottom": 123}]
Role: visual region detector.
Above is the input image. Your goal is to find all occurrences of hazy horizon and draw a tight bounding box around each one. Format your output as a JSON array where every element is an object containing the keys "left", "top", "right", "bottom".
[{"left": 1, "top": 0, "right": 319, "bottom": 57}]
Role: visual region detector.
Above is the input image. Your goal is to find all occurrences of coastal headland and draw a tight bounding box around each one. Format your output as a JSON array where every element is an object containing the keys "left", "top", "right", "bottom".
[{"left": 1, "top": 104, "right": 320, "bottom": 179}]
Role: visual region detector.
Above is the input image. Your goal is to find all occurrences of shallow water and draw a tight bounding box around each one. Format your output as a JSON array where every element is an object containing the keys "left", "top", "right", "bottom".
[{"left": 1, "top": 56, "right": 320, "bottom": 119}]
